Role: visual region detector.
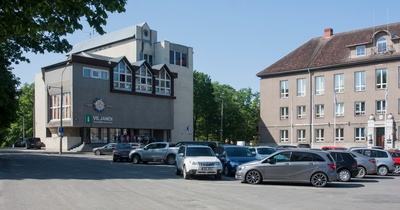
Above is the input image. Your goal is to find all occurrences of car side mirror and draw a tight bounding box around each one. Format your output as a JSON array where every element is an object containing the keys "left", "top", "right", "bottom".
[
  {"left": 265, "top": 158, "right": 276, "bottom": 164},
  {"left": 144, "top": 147, "right": 148, "bottom": 150}
]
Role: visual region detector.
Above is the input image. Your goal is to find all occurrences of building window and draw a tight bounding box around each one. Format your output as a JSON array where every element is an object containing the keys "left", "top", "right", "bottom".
[
  {"left": 50, "top": 93, "right": 71, "bottom": 120},
  {"left": 280, "top": 80, "right": 289, "bottom": 98},
  {"left": 335, "top": 128, "right": 344, "bottom": 141},
  {"left": 377, "top": 36, "right": 387, "bottom": 53},
  {"left": 376, "top": 100, "right": 386, "bottom": 115},
  {"left": 355, "top": 127, "right": 365, "bottom": 141},
  {"left": 297, "top": 106, "right": 306, "bottom": 119},
  {"left": 315, "top": 76, "right": 325, "bottom": 95},
  {"left": 113, "top": 61, "right": 132, "bottom": 91},
  {"left": 315, "top": 104, "right": 325, "bottom": 118},
  {"left": 355, "top": 101, "right": 366, "bottom": 116},
  {"left": 280, "top": 107, "right": 289, "bottom": 120},
  {"left": 140, "top": 53, "right": 153, "bottom": 66},
  {"left": 169, "top": 50, "right": 187, "bottom": 67},
  {"left": 376, "top": 68, "right": 387, "bottom": 89},
  {"left": 297, "top": 78, "right": 306, "bottom": 97},
  {"left": 135, "top": 66, "right": 153, "bottom": 93},
  {"left": 297, "top": 129, "right": 306, "bottom": 142},
  {"left": 155, "top": 68, "right": 171, "bottom": 95},
  {"left": 280, "top": 130, "right": 289, "bottom": 142},
  {"left": 83, "top": 67, "right": 109, "bottom": 80},
  {"left": 356, "top": 45, "right": 366, "bottom": 57},
  {"left": 335, "top": 103, "right": 344, "bottom": 117},
  {"left": 315, "top": 129, "right": 324, "bottom": 142},
  {"left": 334, "top": 74, "right": 344, "bottom": 93},
  {"left": 355, "top": 71, "right": 365, "bottom": 91}
]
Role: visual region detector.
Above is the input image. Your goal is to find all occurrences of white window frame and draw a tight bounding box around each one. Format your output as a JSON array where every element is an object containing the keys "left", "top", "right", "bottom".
[
  {"left": 83, "top": 67, "right": 109, "bottom": 80},
  {"left": 335, "top": 103, "right": 344, "bottom": 117},
  {"left": 297, "top": 106, "right": 306, "bottom": 119},
  {"left": 315, "top": 104, "right": 325, "bottom": 118},
  {"left": 356, "top": 45, "right": 366, "bottom": 57},
  {"left": 297, "top": 78, "right": 306, "bottom": 97},
  {"left": 335, "top": 128, "right": 344, "bottom": 141},
  {"left": 376, "top": 100, "right": 386, "bottom": 115},
  {"left": 376, "top": 68, "right": 387, "bottom": 89},
  {"left": 355, "top": 71, "right": 366, "bottom": 91},
  {"left": 135, "top": 66, "right": 153, "bottom": 93},
  {"left": 334, "top": 74, "right": 344, "bottom": 93},
  {"left": 377, "top": 36, "right": 387, "bottom": 53},
  {"left": 50, "top": 92, "right": 71, "bottom": 121},
  {"left": 355, "top": 127, "right": 366, "bottom": 141},
  {"left": 280, "top": 107, "right": 289, "bottom": 120},
  {"left": 113, "top": 61, "right": 132, "bottom": 91},
  {"left": 280, "top": 130, "right": 289, "bottom": 142},
  {"left": 355, "top": 101, "right": 366, "bottom": 116},
  {"left": 280, "top": 80, "right": 289, "bottom": 98},
  {"left": 155, "top": 68, "right": 171, "bottom": 95},
  {"left": 315, "top": 129, "right": 324, "bottom": 142},
  {"left": 297, "top": 129, "right": 306, "bottom": 142},
  {"left": 315, "top": 76, "right": 325, "bottom": 95}
]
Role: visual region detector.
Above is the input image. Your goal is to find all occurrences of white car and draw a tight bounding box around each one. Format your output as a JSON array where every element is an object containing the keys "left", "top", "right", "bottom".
[{"left": 175, "top": 145, "right": 223, "bottom": 180}]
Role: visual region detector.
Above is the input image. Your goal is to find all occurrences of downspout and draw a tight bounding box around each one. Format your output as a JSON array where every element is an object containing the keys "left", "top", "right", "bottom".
[{"left": 308, "top": 69, "right": 314, "bottom": 148}]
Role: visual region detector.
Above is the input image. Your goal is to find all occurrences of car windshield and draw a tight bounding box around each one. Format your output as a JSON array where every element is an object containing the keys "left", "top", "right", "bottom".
[
  {"left": 186, "top": 148, "right": 215, "bottom": 157},
  {"left": 116, "top": 144, "right": 132, "bottom": 149},
  {"left": 226, "top": 147, "right": 254, "bottom": 157},
  {"left": 257, "top": 148, "right": 275, "bottom": 155}
]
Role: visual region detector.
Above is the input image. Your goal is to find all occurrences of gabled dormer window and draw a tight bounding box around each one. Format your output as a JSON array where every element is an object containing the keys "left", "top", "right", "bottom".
[
  {"left": 377, "top": 36, "right": 387, "bottom": 53},
  {"left": 113, "top": 61, "right": 132, "bottom": 91},
  {"left": 155, "top": 69, "right": 171, "bottom": 95},
  {"left": 135, "top": 66, "right": 153, "bottom": 93},
  {"left": 356, "top": 45, "right": 366, "bottom": 57}
]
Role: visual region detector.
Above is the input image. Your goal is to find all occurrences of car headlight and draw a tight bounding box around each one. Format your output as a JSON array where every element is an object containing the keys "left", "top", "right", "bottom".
[
  {"left": 237, "top": 165, "right": 246, "bottom": 171},
  {"left": 229, "top": 161, "right": 239, "bottom": 167},
  {"left": 189, "top": 160, "right": 198, "bottom": 165},
  {"left": 214, "top": 161, "right": 220, "bottom": 166}
]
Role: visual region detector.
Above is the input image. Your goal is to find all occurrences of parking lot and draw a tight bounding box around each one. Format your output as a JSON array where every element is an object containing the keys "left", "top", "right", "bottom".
[{"left": 0, "top": 148, "right": 399, "bottom": 210}]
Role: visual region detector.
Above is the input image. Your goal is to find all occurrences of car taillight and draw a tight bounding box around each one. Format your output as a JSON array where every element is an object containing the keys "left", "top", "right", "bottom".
[
  {"left": 327, "top": 163, "right": 336, "bottom": 170},
  {"left": 352, "top": 162, "right": 358, "bottom": 169},
  {"left": 369, "top": 159, "right": 376, "bottom": 164}
]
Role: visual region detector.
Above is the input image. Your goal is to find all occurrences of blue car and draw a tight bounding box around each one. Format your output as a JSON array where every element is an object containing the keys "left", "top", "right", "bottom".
[{"left": 215, "top": 145, "right": 257, "bottom": 176}]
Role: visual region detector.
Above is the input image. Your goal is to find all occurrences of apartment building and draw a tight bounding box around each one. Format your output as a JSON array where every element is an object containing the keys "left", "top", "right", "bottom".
[
  {"left": 35, "top": 23, "right": 193, "bottom": 151},
  {"left": 257, "top": 22, "right": 400, "bottom": 149}
]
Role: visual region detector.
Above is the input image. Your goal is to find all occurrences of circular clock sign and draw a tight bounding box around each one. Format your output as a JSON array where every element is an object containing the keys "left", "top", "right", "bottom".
[{"left": 93, "top": 98, "right": 106, "bottom": 112}]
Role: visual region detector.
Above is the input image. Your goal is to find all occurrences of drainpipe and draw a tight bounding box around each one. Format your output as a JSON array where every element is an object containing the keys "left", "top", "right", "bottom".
[{"left": 308, "top": 69, "right": 314, "bottom": 148}]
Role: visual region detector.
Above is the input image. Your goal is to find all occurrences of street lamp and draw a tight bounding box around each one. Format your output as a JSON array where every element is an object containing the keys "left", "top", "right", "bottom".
[
  {"left": 48, "top": 63, "right": 69, "bottom": 155},
  {"left": 220, "top": 98, "right": 224, "bottom": 145}
]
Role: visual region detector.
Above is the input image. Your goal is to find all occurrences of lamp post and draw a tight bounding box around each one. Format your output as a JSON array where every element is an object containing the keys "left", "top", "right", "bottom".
[{"left": 220, "top": 98, "right": 224, "bottom": 145}]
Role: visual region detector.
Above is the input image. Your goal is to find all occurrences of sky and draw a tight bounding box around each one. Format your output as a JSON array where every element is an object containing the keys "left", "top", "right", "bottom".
[{"left": 11, "top": 0, "right": 400, "bottom": 92}]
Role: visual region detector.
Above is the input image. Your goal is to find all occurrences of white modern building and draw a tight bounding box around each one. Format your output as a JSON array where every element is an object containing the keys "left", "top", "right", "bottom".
[{"left": 35, "top": 22, "right": 193, "bottom": 151}]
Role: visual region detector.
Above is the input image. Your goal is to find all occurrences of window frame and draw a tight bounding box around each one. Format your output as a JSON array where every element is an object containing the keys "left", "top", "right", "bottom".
[
  {"left": 355, "top": 101, "right": 366, "bottom": 116},
  {"left": 280, "top": 80, "right": 289, "bottom": 98},
  {"left": 356, "top": 45, "right": 366, "bottom": 57},
  {"left": 113, "top": 61, "right": 132, "bottom": 91},
  {"left": 155, "top": 68, "right": 171, "bottom": 95},
  {"left": 355, "top": 71, "right": 366, "bottom": 91},
  {"left": 297, "top": 78, "right": 306, "bottom": 97},
  {"left": 83, "top": 67, "right": 109, "bottom": 80},
  {"left": 335, "top": 128, "right": 344, "bottom": 141},
  {"left": 280, "top": 130, "right": 289, "bottom": 142},
  {"left": 315, "top": 104, "right": 325, "bottom": 118},
  {"left": 315, "top": 129, "right": 324, "bottom": 142},
  {"left": 377, "top": 36, "right": 387, "bottom": 53},
  {"left": 297, "top": 129, "right": 306, "bottom": 142},
  {"left": 50, "top": 92, "right": 72, "bottom": 121},
  {"left": 315, "top": 76, "right": 325, "bottom": 95},
  {"left": 335, "top": 102, "right": 344, "bottom": 117},
  {"left": 135, "top": 65, "right": 153, "bottom": 93},
  {"left": 376, "top": 68, "right": 387, "bottom": 89},
  {"left": 376, "top": 100, "right": 386, "bottom": 115},
  {"left": 280, "top": 107, "right": 289, "bottom": 120},
  {"left": 334, "top": 74, "right": 344, "bottom": 93},
  {"left": 355, "top": 127, "right": 366, "bottom": 141},
  {"left": 297, "top": 105, "right": 306, "bottom": 119}
]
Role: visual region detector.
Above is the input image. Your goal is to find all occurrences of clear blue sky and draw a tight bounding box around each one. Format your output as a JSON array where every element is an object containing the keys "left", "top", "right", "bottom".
[{"left": 11, "top": 0, "right": 400, "bottom": 91}]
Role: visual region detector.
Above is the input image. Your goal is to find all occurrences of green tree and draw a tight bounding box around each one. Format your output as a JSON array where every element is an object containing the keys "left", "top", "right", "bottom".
[
  {"left": 0, "top": 0, "right": 127, "bottom": 146},
  {"left": 193, "top": 71, "right": 219, "bottom": 141}
]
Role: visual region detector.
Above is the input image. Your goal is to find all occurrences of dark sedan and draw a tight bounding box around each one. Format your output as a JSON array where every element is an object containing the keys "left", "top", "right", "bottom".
[{"left": 113, "top": 143, "right": 134, "bottom": 162}]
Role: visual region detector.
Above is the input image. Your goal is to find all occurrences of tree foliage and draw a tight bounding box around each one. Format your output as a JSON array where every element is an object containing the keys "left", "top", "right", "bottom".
[
  {"left": 193, "top": 71, "right": 260, "bottom": 145},
  {"left": 0, "top": 0, "right": 127, "bottom": 146}
]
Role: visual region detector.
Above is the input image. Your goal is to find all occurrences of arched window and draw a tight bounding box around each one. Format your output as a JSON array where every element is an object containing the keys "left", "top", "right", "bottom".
[
  {"left": 156, "top": 69, "right": 171, "bottom": 95},
  {"left": 377, "top": 36, "right": 387, "bottom": 53},
  {"left": 113, "top": 61, "right": 132, "bottom": 91},
  {"left": 135, "top": 66, "right": 153, "bottom": 93}
]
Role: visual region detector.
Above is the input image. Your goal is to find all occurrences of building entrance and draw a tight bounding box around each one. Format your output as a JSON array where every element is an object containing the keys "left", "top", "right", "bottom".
[{"left": 376, "top": 127, "right": 385, "bottom": 148}]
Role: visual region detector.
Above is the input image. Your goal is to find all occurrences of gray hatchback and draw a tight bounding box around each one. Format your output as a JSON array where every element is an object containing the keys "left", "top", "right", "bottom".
[{"left": 235, "top": 149, "right": 337, "bottom": 187}]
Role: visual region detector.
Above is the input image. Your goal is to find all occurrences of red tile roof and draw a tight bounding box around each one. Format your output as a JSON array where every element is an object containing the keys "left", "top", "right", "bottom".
[{"left": 257, "top": 22, "right": 400, "bottom": 77}]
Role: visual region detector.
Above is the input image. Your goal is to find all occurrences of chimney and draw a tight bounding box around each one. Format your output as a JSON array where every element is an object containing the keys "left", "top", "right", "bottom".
[{"left": 324, "top": 28, "right": 333, "bottom": 38}]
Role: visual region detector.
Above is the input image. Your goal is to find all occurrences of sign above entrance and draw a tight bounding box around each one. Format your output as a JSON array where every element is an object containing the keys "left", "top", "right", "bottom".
[{"left": 93, "top": 98, "right": 106, "bottom": 112}]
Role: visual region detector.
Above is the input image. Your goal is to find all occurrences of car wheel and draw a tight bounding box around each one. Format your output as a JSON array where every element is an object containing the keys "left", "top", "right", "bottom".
[
  {"left": 95, "top": 150, "right": 101, "bottom": 155},
  {"left": 356, "top": 166, "right": 366, "bottom": 178},
  {"left": 223, "top": 165, "right": 230, "bottom": 176},
  {"left": 132, "top": 155, "right": 141, "bottom": 164},
  {"left": 174, "top": 166, "right": 181, "bottom": 175},
  {"left": 183, "top": 166, "right": 190, "bottom": 179},
  {"left": 215, "top": 173, "right": 222, "bottom": 180},
  {"left": 394, "top": 164, "right": 400, "bottom": 174},
  {"left": 337, "top": 169, "right": 351, "bottom": 182},
  {"left": 166, "top": 155, "right": 176, "bottom": 165},
  {"left": 310, "top": 172, "right": 328, "bottom": 187},
  {"left": 377, "top": 165, "right": 388, "bottom": 176},
  {"left": 245, "top": 170, "right": 262, "bottom": 184}
]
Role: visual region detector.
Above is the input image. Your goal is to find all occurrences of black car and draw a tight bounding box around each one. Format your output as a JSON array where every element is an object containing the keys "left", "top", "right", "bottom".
[
  {"left": 328, "top": 151, "right": 358, "bottom": 182},
  {"left": 214, "top": 145, "right": 257, "bottom": 176},
  {"left": 113, "top": 143, "right": 133, "bottom": 162},
  {"left": 24, "top": 137, "right": 42, "bottom": 149}
]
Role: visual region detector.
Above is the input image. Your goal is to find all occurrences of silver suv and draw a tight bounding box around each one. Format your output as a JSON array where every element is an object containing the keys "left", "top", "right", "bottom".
[
  {"left": 235, "top": 149, "right": 337, "bottom": 187},
  {"left": 349, "top": 148, "right": 394, "bottom": 176}
]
